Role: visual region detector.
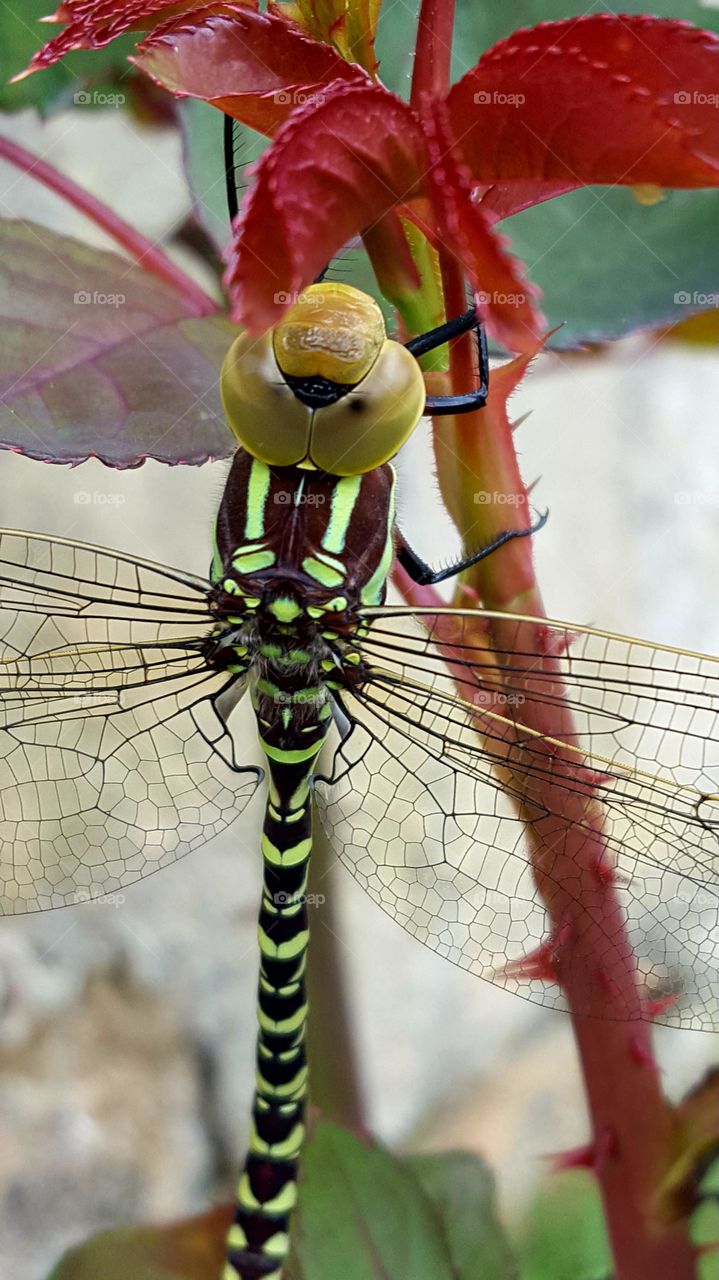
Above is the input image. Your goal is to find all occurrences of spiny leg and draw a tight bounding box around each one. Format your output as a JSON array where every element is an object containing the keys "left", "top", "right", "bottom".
[{"left": 397, "top": 509, "right": 549, "bottom": 586}]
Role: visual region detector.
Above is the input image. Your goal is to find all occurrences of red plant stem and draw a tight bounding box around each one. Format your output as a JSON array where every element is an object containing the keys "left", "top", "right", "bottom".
[
  {"left": 410, "top": 0, "right": 455, "bottom": 110},
  {"left": 426, "top": 253, "right": 694, "bottom": 1277},
  {"left": 0, "top": 134, "right": 217, "bottom": 316}
]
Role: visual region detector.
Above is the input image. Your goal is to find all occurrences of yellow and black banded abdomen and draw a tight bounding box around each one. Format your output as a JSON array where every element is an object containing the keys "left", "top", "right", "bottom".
[{"left": 226, "top": 686, "right": 328, "bottom": 1280}]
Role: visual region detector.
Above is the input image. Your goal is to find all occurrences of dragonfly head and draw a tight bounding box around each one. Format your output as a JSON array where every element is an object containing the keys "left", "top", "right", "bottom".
[{"left": 220, "top": 283, "right": 426, "bottom": 476}]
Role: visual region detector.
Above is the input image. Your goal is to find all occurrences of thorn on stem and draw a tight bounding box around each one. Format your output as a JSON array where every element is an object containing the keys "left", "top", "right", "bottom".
[
  {"left": 551, "top": 1128, "right": 616, "bottom": 1174},
  {"left": 591, "top": 853, "right": 616, "bottom": 888},
  {"left": 511, "top": 410, "right": 534, "bottom": 432},
  {"left": 643, "top": 992, "right": 679, "bottom": 1020},
  {"left": 500, "top": 920, "right": 573, "bottom": 986}
]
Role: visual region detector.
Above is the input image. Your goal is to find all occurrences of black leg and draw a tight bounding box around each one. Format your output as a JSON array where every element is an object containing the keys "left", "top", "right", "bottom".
[
  {"left": 405, "top": 307, "right": 479, "bottom": 358},
  {"left": 397, "top": 509, "right": 548, "bottom": 586},
  {"left": 406, "top": 307, "right": 489, "bottom": 417},
  {"left": 224, "top": 113, "right": 239, "bottom": 223}
]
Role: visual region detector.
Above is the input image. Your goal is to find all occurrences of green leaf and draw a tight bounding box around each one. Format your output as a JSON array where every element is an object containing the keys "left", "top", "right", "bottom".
[
  {"left": 515, "top": 1171, "right": 612, "bottom": 1280},
  {"left": 503, "top": 186, "right": 719, "bottom": 349},
  {"left": 0, "top": 219, "right": 235, "bottom": 466},
  {"left": 0, "top": 0, "right": 136, "bottom": 114},
  {"left": 699, "top": 1251, "right": 719, "bottom": 1280},
  {"left": 291, "top": 1124, "right": 460, "bottom": 1279},
  {"left": 291, "top": 1122, "right": 517, "bottom": 1278},
  {"left": 374, "top": 0, "right": 420, "bottom": 97},
  {"left": 180, "top": 100, "right": 267, "bottom": 252},
  {"left": 453, "top": 0, "right": 719, "bottom": 72},
  {"left": 46, "top": 1205, "right": 233, "bottom": 1279},
  {"left": 408, "top": 1151, "right": 516, "bottom": 1280}
]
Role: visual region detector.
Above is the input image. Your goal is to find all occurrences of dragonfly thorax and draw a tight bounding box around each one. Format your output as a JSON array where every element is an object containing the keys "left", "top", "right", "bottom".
[{"left": 211, "top": 450, "right": 397, "bottom": 623}]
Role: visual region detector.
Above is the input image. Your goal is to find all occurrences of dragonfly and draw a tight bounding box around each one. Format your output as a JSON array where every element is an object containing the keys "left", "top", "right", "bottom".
[{"left": 1, "top": 277, "right": 719, "bottom": 1280}]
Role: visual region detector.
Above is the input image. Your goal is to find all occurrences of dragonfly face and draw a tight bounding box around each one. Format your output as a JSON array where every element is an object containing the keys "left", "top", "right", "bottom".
[{"left": 220, "top": 282, "right": 426, "bottom": 475}]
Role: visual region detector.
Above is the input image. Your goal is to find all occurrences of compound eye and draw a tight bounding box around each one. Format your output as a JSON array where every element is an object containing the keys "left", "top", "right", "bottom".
[
  {"left": 308, "top": 340, "right": 426, "bottom": 476},
  {"left": 220, "top": 332, "right": 312, "bottom": 466}
]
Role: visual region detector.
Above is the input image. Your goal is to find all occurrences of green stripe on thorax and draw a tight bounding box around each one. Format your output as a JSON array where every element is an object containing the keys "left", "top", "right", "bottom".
[
  {"left": 322, "top": 473, "right": 362, "bottom": 553},
  {"left": 245, "top": 459, "right": 272, "bottom": 540}
]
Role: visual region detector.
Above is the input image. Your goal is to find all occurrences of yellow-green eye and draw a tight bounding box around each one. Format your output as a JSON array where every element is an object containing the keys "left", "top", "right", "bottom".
[
  {"left": 220, "top": 331, "right": 312, "bottom": 468},
  {"left": 308, "top": 341, "right": 425, "bottom": 475},
  {"left": 220, "top": 283, "right": 427, "bottom": 475}
]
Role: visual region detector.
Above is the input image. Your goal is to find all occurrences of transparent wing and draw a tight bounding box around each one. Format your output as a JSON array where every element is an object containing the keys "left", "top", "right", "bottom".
[
  {"left": 316, "top": 607, "right": 719, "bottom": 1030},
  {"left": 0, "top": 531, "right": 260, "bottom": 915}
]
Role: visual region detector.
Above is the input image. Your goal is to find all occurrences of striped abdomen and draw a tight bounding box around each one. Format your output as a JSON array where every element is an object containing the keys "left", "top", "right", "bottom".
[{"left": 225, "top": 675, "right": 330, "bottom": 1280}]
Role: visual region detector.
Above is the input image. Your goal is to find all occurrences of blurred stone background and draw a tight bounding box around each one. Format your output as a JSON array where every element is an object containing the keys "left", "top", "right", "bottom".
[{"left": 1, "top": 105, "right": 719, "bottom": 1279}]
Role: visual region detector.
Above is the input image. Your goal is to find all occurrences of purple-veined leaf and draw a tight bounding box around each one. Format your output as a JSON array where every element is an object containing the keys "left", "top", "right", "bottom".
[{"left": 0, "top": 220, "right": 235, "bottom": 467}]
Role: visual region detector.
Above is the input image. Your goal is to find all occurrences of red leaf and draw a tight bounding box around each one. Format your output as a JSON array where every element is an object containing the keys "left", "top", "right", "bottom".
[
  {"left": 16, "top": 0, "right": 240, "bottom": 77},
  {"left": 447, "top": 14, "right": 719, "bottom": 189},
  {"left": 134, "top": 6, "right": 366, "bottom": 135},
  {"left": 226, "top": 81, "right": 427, "bottom": 332},
  {"left": 422, "top": 102, "right": 544, "bottom": 352},
  {"left": 477, "top": 180, "right": 579, "bottom": 223}
]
